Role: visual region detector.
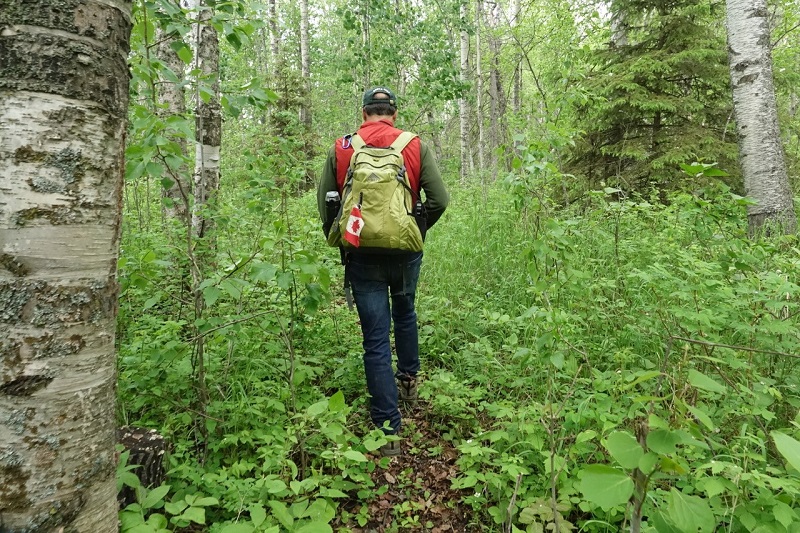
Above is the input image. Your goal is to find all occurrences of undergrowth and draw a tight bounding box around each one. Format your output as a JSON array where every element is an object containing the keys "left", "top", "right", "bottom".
[{"left": 117, "top": 171, "right": 800, "bottom": 532}]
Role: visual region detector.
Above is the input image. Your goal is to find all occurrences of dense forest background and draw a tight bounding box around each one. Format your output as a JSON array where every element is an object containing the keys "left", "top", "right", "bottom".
[{"left": 115, "top": 0, "right": 800, "bottom": 531}]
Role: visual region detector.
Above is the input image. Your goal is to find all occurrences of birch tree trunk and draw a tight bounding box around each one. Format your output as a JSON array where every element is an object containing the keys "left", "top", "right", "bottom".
[
  {"left": 156, "top": 5, "right": 190, "bottom": 223},
  {"left": 0, "top": 1, "right": 131, "bottom": 530},
  {"left": 459, "top": 1, "right": 472, "bottom": 183},
  {"left": 726, "top": 0, "right": 797, "bottom": 235},
  {"left": 511, "top": 0, "right": 521, "bottom": 114},
  {"left": 189, "top": 0, "right": 221, "bottom": 243},
  {"left": 475, "top": 0, "right": 486, "bottom": 174}
]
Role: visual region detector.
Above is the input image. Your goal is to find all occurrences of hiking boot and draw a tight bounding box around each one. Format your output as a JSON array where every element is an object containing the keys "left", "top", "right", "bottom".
[
  {"left": 380, "top": 439, "right": 402, "bottom": 457},
  {"left": 397, "top": 376, "right": 418, "bottom": 403}
]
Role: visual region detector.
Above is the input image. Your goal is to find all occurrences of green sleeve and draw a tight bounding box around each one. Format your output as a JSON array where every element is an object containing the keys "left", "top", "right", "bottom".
[
  {"left": 317, "top": 146, "right": 338, "bottom": 224},
  {"left": 418, "top": 142, "right": 449, "bottom": 228}
]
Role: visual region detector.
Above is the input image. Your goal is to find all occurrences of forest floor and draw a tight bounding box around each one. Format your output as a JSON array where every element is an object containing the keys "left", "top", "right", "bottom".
[{"left": 336, "top": 401, "right": 481, "bottom": 532}]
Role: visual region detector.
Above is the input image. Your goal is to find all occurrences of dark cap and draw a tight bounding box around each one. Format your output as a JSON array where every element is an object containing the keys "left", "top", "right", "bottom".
[{"left": 362, "top": 86, "right": 397, "bottom": 108}]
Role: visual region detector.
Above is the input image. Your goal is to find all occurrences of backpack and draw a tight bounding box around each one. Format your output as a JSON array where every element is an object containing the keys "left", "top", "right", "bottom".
[{"left": 326, "top": 131, "right": 425, "bottom": 252}]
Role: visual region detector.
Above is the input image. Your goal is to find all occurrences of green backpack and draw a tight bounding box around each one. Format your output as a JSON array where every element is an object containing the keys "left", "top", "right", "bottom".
[{"left": 327, "top": 131, "right": 425, "bottom": 252}]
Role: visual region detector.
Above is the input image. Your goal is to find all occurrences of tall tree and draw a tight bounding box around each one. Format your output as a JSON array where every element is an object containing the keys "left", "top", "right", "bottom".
[
  {"left": 475, "top": 0, "right": 486, "bottom": 174},
  {"left": 299, "top": 0, "right": 312, "bottom": 130},
  {"left": 726, "top": 0, "right": 797, "bottom": 235},
  {"left": 459, "top": 0, "right": 472, "bottom": 182},
  {"left": 155, "top": 1, "right": 191, "bottom": 223},
  {"left": 0, "top": 0, "right": 131, "bottom": 529},
  {"left": 569, "top": 0, "right": 735, "bottom": 192}
]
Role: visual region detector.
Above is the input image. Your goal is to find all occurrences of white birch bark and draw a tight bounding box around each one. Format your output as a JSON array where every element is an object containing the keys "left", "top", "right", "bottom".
[
  {"left": 726, "top": 0, "right": 797, "bottom": 234},
  {"left": 475, "top": 0, "right": 486, "bottom": 174},
  {"left": 156, "top": 4, "right": 190, "bottom": 222},
  {"left": 188, "top": 0, "right": 222, "bottom": 242},
  {"left": 0, "top": 1, "right": 131, "bottom": 529}
]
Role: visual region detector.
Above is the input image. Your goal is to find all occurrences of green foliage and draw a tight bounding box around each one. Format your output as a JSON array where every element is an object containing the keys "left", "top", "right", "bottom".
[{"left": 567, "top": 0, "right": 738, "bottom": 192}]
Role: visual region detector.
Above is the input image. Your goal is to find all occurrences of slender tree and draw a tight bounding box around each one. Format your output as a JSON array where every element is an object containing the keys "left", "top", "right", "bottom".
[
  {"left": 459, "top": 0, "right": 472, "bottom": 182},
  {"left": 726, "top": 0, "right": 797, "bottom": 235},
  {"left": 156, "top": 1, "right": 190, "bottom": 222},
  {"left": 0, "top": 1, "right": 131, "bottom": 529}
]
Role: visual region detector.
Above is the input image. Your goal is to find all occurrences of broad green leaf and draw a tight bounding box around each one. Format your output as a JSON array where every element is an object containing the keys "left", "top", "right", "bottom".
[
  {"left": 141, "top": 484, "right": 170, "bottom": 509},
  {"left": 328, "top": 390, "right": 345, "bottom": 412},
  {"left": 268, "top": 501, "right": 294, "bottom": 529},
  {"left": 686, "top": 404, "right": 715, "bottom": 430},
  {"left": 295, "top": 521, "right": 333, "bottom": 533},
  {"left": 248, "top": 503, "right": 266, "bottom": 527},
  {"left": 304, "top": 498, "right": 335, "bottom": 522},
  {"left": 579, "top": 465, "right": 633, "bottom": 510},
  {"left": 687, "top": 369, "right": 726, "bottom": 394},
  {"left": 665, "top": 489, "right": 715, "bottom": 532},
  {"left": 576, "top": 430, "right": 597, "bottom": 444},
  {"left": 638, "top": 452, "right": 659, "bottom": 475},
  {"left": 170, "top": 41, "right": 193, "bottom": 64},
  {"left": 343, "top": 450, "right": 368, "bottom": 462},
  {"left": 605, "top": 431, "right": 643, "bottom": 469},
  {"left": 203, "top": 286, "right": 222, "bottom": 307},
  {"left": 181, "top": 506, "right": 206, "bottom": 525},
  {"left": 773, "top": 501, "right": 797, "bottom": 528},
  {"left": 771, "top": 431, "right": 800, "bottom": 472},
  {"left": 306, "top": 399, "right": 327, "bottom": 417},
  {"left": 647, "top": 429, "right": 681, "bottom": 455}
]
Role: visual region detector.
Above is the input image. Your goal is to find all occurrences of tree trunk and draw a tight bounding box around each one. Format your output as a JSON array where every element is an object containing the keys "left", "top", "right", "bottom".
[
  {"left": 299, "top": 0, "right": 311, "bottom": 130},
  {"left": 459, "top": 1, "right": 472, "bottom": 183},
  {"left": 0, "top": 1, "right": 131, "bottom": 530},
  {"left": 189, "top": 0, "right": 222, "bottom": 244},
  {"left": 488, "top": 1, "right": 502, "bottom": 178},
  {"left": 475, "top": 0, "right": 485, "bottom": 174},
  {"left": 726, "top": 0, "right": 797, "bottom": 235},
  {"left": 156, "top": 8, "right": 190, "bottom": 223}
]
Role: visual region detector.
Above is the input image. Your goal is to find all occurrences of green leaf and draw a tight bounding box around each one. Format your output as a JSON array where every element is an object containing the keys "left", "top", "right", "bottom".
[
  {"left": 203, "top": 286, "right": 222, "bottom": 307},
  {"left": 306, "top": 399, "right": 327, "bottom": 417},
  {"left": 665, "top": 489, "right": 715, "bottom": 532},
  {"left": 579, "top": 465, "right": 633, "bottom": 510},
  {"left": 638, "top": 452, "right": 659, "bottom": 475},
  {"left": 647, "top": 429, "right": 681, "bottom": 455},
  {"left": 328, "top": 390, "right": 345, "bottom": 412},
  {"left": 773, "top": 501, "right": 797, "bottom": 528},
  {"left": 605, "top": 431, "right": 643, "bottom": 469},
  {"left": 576, "top": 430, "right": 597, "bottom": 444},
  {"left": 687, "top": 369, "right": 726, "bottom": 394},
  {"left": 141, "top": 484, "right": 170, "bottom": 509},
  {"left": 686, "top": 404, "right": 715, "bottom": 430},
  {"left": 249, "top": 503, "right": 267, "bottom": 527},
  {"left": 295, "top": 521, "right": 333, "bottom": 533},
  {"left": 170, "top": 41, "right": 193, "bottom": 64},
  {"left": 771, "top": 431, "right": 800, "bottom": 472},
  {"left": 181, "top": 506, "right": 206, "bottom": 525},
  {"left": 268, "top": 501, "right": 294, "bottom": 529},
  {"left": 343, "top": 450, "right": 368, "bottom": 462}
]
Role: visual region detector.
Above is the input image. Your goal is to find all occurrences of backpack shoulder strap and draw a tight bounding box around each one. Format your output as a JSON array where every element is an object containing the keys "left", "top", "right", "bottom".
[
  {"left": 350, "top": 134, "right": 366, "bottom": 151},
  {"left": 390, "top": 131, "right": 417, "bottom": 153}
]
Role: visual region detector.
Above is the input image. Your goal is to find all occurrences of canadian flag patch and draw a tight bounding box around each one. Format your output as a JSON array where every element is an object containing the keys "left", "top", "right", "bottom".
[{"left": 344, "top": 205, "right": 364, "bottom": 247}]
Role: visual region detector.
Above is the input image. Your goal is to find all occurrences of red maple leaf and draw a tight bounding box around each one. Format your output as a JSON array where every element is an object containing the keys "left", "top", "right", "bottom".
[{"left": 351, "top": 218, "right": 361, "bottom": 233}]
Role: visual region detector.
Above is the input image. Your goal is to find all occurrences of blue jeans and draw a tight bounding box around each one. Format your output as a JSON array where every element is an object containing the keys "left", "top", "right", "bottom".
[{"left": 347, "top": 252, "right": 422, "bottom": 434}]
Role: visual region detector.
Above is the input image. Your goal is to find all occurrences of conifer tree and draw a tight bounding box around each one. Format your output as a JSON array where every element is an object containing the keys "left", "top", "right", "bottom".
[{"left": 569, "top": 0, "right": 736, "bottom": 193}]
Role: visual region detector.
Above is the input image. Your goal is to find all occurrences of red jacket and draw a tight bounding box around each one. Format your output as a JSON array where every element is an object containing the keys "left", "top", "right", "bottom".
[{"left": 334, "top": 119, "right": 422, "bottom": 193}]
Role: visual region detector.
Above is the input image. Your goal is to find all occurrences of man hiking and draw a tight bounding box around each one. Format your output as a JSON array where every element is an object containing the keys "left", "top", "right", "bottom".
[{"left": 318, "top": 86, "right": 449, "bottom": 456}]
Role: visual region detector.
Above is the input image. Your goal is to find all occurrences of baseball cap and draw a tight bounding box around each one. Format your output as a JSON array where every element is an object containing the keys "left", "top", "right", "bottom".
[{"left": 362, "top": 86, "right": 397, "bottom": 107}]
